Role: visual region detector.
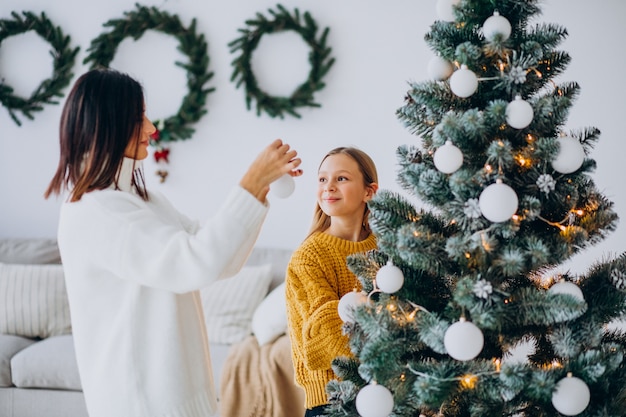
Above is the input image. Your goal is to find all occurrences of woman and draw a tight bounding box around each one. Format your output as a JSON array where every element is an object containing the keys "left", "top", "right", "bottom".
[
  {"left": 285, "top": 147, "right": 378, "bottom": 417},
  {"left": 44, "top": 68, "right": 302, "bottom": 417}
]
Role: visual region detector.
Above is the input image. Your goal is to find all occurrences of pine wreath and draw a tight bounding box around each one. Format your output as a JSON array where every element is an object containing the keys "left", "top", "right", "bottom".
[
  {"left": 229, "top": 4, "right": 335, "bottom": 119},
  {"left": 0, "top": 11, "right": 79, "bottom": 126},
  {"left": 83, "top": 3, "right": 214, "bottom": 145}
]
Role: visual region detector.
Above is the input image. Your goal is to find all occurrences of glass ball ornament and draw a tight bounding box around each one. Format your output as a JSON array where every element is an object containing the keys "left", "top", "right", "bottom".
[
  {"left": 433, "top": 140, "right": 463, "bottom": 173},
  {"left": 355, "top": 383, "right": 394, "bottom": 417},
  {"left": 436, "top": 0, "right": 461, "bottom": 22},
  {"left": 551, "top": 373, "right": 591, "bottom": 416},
  {"left": 271, "top": 174, "right": 295, "bottom": 198},
  {"left": 428, "top": 55, "right": 454, "bottom": 81},
  {"left": 482, "top": 11, "right": 512, "bottom": 41},
  {"left": 551, "top": 136, "right": 585, "bottom": 174},
  {"left": 450, "top": 65, "right": 478, "bottom": 98},
  {"left": 338, "top": 290, "right": 368, "bottom": 323},
  {"left": 478, "top": 179, "right": 519, "bottom": 223},
  {"left": 549, "top": 280, "right": 585, "bottom": 302},
  {"left": 376, "top": 260, "right": 404, "bottom": 294},
  {"left": 506, "top": 95, "right": 534, "bottom": 129},
  {"left": 444, "top": 317, "right": 484, "bottom": 361}
]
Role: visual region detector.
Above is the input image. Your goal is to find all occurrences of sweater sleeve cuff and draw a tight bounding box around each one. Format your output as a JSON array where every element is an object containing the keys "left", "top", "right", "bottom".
[{"left": 221, "top": 185, "right": 269, "bottom": 232}]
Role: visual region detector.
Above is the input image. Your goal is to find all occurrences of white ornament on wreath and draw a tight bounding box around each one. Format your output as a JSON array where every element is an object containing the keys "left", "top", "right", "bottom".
[
  {"left": 338, "top": 290, "right": 368, "bottom": 323},
  {"left": 376, "top": 260, "right": 404, "bottom": 294},
  {"left": 355, "top": 382, "right": 394, "bottom": 417},
  {"left": 506, "top": 95, "right": 534, "bottom": 129},
  {"left": 479, "top": 179, "right": 519, "bottom": 223},
  {"left": 436, "top": 0, "right": 461, "bottom": 22},
  {"left": 433, "top": 140, "right": 463, "bottom": 173},
  {"left": 548, "top": 279, "right": 585, "bottom": 302},
  {"left": 551, "top": 373, "right": 591, "bottom": 416},
  {"left": 428, "top": 55, "right": 454, "bottom": 81},
  {"left": 551, "top": 136, "right": 585, "bottom": 174},
  {"left": 444, "top": 317, "right": 484, "bottom": 361},
  {"left": 482, "top": 11, "right": 512, "bottom": 41},
  {"left": 271, "top": 174, "right": 296, "bottom": 198},
  {"left": 450, "top": 65, "right": 478, "bottom": 98}
]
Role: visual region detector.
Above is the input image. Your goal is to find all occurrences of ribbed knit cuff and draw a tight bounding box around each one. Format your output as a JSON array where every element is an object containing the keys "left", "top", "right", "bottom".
[
  {"left": 222, "top": 186, "right": 269, "bottom": 232},
  {"left": 302, "top": 370, "right": 334, "bottom": 409}
]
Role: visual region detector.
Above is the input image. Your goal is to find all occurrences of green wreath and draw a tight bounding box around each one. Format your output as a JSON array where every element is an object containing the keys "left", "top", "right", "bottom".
[
  {"left": 83, "top": 3, "right": 214, "bottom": 143},
  {"left": 229, "top": 4, "right": 335, "bottom": 119},
  {"left": 0, "top": 11, "right": 79, "bottom": 126}
]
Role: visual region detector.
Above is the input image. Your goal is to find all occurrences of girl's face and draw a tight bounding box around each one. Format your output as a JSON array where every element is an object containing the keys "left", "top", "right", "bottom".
[
  {"left": 124, "top": 112, "right": 155, "bottom": 160},
  {"left": 317, "top": 153, "right": 376, "bottom": 220}
]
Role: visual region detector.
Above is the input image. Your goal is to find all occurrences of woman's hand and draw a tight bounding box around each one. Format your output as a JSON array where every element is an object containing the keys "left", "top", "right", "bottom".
[{"left": 239, "top": 139, "right": 303, "bottom": 203}]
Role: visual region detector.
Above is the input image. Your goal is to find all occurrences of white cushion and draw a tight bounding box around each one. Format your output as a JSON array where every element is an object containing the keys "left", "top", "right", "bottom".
[
  {"left": 251, "top": 282, "right": 288, "bottom": 346},
  {"left": 0, "top": 334, "right": 36, "bottom": 387},
  {"left": 0, "top": 263, "right": 71, "bottom": 338},
  {"left": 201, "top": 264, "right": 273, "bottom": 344},
  {"left": 11, "top": 335, "right": 82, "bottom": 391}
]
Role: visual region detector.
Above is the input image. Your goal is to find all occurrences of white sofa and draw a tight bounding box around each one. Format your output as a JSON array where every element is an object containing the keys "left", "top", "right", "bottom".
[{"left": 0, "top": 238, "right": 294, "bottom": 417}]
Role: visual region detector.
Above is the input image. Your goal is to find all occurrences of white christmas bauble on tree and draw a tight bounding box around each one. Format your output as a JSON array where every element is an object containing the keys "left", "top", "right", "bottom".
[
  {"left": 436, "top": 0, "right": 461, "bottom": 22},
  {"left": 355, "top": 383, "right": 394, "bottom": 417},
  {"left": 479, "top": 179, "right": 519, "bottom": 223},
  {"left": 551, "top": 136, "right": 585, "bottom": 174},
  {"left": 450, "top": 65, "right": 478, "bottom": 98},
  {"left": 444, "top": 318, "right": 484, "bottom": 361},
  {"left": 434, "top": 140, "right": 463, "bottom": 173},
  {"left": 428, "top": 55, "right": 454, "bottom": 81},
  {"left": 376, "top": 260, "right": 404, "bottom": 294},
  {"left": 551, "top": 374, "right": 591, "bottom": 416},
  {"left": 338, "top": 290, "right": 368, "bottom": 323},
  {"left": 271, "top": 174, "right": 295, "bottom": 198},
  {"left": 506, "top": 95, "right": 534, "bottom": 129},
  {"left": 482, "top": 11, "right": 512, "bottom": 41},
  {"left": 549, "top": 280, "right": 585, "bottom": 302}
]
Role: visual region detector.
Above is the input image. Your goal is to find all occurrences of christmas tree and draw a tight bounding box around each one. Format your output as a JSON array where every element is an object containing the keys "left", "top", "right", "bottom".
[{"left": 325, "top": 1, "right": 626, "bottom": 416}]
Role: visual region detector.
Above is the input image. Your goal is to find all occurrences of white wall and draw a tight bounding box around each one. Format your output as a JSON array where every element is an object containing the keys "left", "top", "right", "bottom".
[{"left": 1, "top": 0, "right": 625, "bottom": 276}]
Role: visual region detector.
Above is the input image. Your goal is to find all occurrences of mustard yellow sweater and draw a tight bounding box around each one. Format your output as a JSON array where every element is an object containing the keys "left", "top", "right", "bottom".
[{"left": 285, "top": 231, "right": 377, "bottom": 409}]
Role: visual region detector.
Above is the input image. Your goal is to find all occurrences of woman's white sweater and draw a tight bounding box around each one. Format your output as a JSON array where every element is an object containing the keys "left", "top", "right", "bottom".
[{"left": 58, "top": 158, "right": 268, "bottom": 417}]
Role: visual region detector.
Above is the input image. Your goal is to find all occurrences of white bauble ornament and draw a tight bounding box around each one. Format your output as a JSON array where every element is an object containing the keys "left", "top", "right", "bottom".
[
  {"left": 433, "top": 140, "right": 463, "bottom": 173},
  {"left": 428, "top": 55, "right": 454, "bottom": 81},
  {"left": 551, "top": 136, "right": 585, "bottom": 174},
  {"left": 376, "top": 260, "right": 404, "bottom": 294},
  {"left": 355, "top": 383, "right": 394, "bottom": 417},
  {"left": 444, "top": 318, "right": 484, "bottom": 361},
  {"left": 549, "top": 280, "right": 584, "bottom": 302},
  {"left": 482, "top": 11, "right": 512, "bottom": 41},
  {"left": 338, "top": 290, "right": 368, "bottom": 323},
  {"left": 436, "top": 0, "right": 461, "bottom": 22},
  {"left": 450, "top": 65, "right": 478, "bottom": 98},
  {"left": 478, "top": 179, "right": 519, "bottom": 223},
  {"left": 551, "top": 374, "right": 591, "bottom": 416},
  {"left": 506, "top": 95, "right": 534, "bottom": 129},
  {"left": 271, "top": 174, "right": 295, "bottom": 198}
]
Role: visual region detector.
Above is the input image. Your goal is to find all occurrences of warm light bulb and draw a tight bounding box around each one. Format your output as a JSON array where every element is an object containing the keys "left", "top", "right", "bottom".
[{"left": 460, "top": 374, "right": 478, "bottom": 389}]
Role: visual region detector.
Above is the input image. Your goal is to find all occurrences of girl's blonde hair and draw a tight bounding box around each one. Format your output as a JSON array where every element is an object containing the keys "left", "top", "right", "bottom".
[{"left": 308, "top": 147, "right": 378, "bottom": 237}]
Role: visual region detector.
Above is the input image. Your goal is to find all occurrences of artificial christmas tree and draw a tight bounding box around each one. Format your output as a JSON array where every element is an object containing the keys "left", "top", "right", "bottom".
[{"left": 325, "top": 0, "right": 626, "bottom": 416}]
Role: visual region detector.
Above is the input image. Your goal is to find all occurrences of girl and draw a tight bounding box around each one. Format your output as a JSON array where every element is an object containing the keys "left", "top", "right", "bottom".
[
  {"left": 44, "top": 68, "right": 302, "bottom": 417},
  {"left": 285, "top": 147, "right": 378, "bottom": 417}
]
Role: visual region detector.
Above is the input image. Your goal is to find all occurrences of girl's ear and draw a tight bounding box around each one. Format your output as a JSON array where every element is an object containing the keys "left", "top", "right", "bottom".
[{"left": 364, "top": 183, "right": 379, "bottom": 201}]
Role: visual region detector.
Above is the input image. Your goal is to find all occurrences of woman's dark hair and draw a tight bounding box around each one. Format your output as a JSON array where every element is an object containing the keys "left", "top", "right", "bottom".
[{"left": 44, "top": 68, "right": 148, "bottom": 202}]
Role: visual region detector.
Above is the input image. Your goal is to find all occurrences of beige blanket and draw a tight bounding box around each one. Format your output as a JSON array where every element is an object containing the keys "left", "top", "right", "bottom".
[{"left": 219, "top": 334, "right": 305, "bottom": 417}]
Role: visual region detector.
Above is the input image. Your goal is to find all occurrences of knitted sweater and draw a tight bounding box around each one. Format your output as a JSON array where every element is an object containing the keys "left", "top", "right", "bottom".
[
  {"left": 285, "top": 231, "right": 377, "bottom": 409},
  {"left": 57, "top": 158, "right": 268, "bottom": 417}
]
